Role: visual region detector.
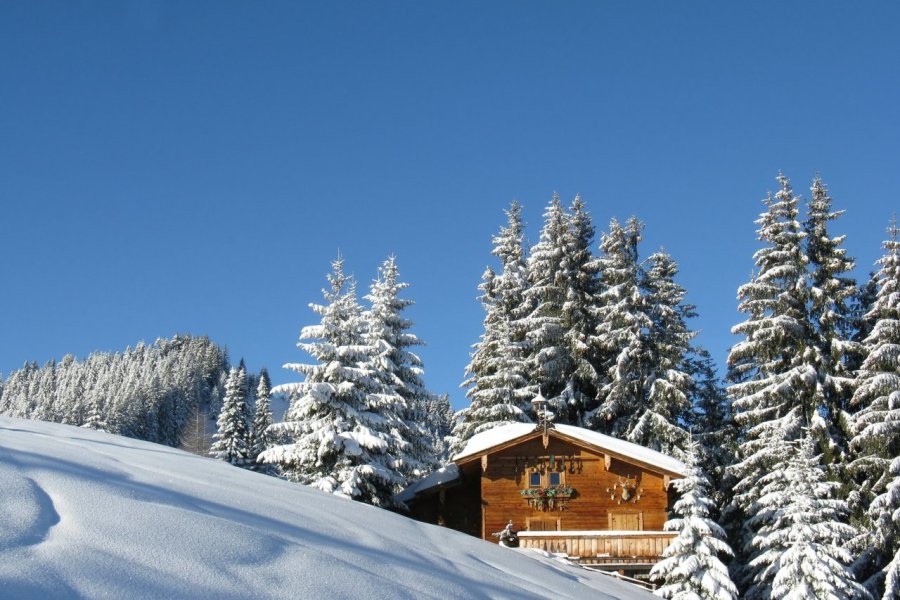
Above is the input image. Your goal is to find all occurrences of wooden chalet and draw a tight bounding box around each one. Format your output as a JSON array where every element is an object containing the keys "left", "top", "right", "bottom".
[{"left": 399, "top": 415, "right": 686, "bottom": 577}]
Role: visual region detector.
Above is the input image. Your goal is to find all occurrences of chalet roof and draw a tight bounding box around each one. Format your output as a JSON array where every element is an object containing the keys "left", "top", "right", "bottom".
[
  {"left": 395, "top": 463, "right": 459, "bottom": 503},
  {"left": 396, "top": 423, "right": 688, "bottom": 504},
  {"left": 453, "top": 423, "right": 688, "bottom": 477}
]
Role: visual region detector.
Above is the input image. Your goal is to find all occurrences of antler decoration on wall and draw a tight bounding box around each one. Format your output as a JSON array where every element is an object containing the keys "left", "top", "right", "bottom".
[{"left": 607, "top": 475, "right": 643, "bottom": 504}]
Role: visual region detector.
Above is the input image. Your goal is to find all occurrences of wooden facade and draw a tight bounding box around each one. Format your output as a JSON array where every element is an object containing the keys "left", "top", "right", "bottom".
[{"left": 402, "top": 425, "right": 684, "bottom": 574}]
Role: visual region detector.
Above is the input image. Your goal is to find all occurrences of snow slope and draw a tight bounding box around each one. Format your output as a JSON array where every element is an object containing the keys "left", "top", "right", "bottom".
[{"left": 0, "top": 417, "right": 652, "bottom": 599}]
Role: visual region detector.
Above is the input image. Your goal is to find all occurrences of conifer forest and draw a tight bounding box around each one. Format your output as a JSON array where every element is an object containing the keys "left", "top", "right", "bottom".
[{"left": 2, "top": 173, "right": 899, "bottom": 599}]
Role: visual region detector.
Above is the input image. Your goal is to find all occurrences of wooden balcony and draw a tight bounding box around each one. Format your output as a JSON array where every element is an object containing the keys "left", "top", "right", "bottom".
[{"left": 517, "top": 530, "right": 675, "bottom": 570}]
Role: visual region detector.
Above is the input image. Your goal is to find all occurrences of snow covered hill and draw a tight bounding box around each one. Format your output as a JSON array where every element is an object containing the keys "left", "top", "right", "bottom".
[{"left": 0, "top": 417, "right": 652, "bottom": 599}]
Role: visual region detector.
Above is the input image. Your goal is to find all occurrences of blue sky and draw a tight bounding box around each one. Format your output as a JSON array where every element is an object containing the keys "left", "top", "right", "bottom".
[{"left": 1, "top": 1, "right": 897, "bottom": 409}]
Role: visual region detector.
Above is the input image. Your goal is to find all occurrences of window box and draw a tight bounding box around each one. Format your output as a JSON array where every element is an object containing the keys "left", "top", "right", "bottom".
[{"left": 520, "top": 485, "right": 575, "bottom": 511}]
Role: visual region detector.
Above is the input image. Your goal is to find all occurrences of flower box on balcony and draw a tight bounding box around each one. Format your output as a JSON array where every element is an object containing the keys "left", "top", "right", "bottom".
[{"left": 520, "top": 485, "right": 575, "bottom": 511}]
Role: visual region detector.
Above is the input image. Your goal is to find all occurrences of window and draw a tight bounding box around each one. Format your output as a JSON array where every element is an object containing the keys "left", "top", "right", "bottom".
[{"left": 528, "top": 471, "right": 564, "bottom": 488}]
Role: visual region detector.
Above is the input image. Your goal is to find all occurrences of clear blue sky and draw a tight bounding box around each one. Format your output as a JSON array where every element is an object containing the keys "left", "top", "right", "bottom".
[{"left": 1, "top": 1, "right": 897, "bottom": 409}]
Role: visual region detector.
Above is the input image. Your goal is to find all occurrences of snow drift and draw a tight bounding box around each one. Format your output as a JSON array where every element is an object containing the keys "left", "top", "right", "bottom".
[{"left": 0, "top": 417, "right": 651, "bottom": 599}]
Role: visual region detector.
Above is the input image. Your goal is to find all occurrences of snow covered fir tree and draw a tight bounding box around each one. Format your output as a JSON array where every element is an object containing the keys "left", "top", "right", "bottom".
[
  {"left": 746, "top": 434, "right": 866, "bottom": 599},
  {"left": 364, "top": 256, "right": 446, "bottom": 479},
  {"left": 210, "top": 366, "right": 251, "bottom": 467},
  {"left": 804, "top": 176, "right": 859, "bottom": 461},
  {"left": 849, "top": 219, "right": 900, "bottom": 597},
  {"left": 725, "top": 174, "right": 843, "bottom": 591},
  {"left": 454, "top": 201, "right": 535, "bottom": 452},
  {"left": 589, "top": 216, "right": 651, "bottom": 435},
  {"left": 650, "top": 440, "right": 737, "bottom": 600},
  {"left": 247, "top": 368, "right": 273, "bottom": 472},
  {"left": 259, "top": 256, "right": 444, "bottom": 507},
  {"left": 624, "top": 249, "right": 695, "bottom": 458},
  {"left": 259, "top": 257, "right": 402, "bottom": 506}
]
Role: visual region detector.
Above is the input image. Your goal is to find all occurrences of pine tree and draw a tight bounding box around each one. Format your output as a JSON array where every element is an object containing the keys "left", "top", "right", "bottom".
[
  {"left": 425, "top": 393, "right": 455, "bottom": 462},
  {"left": 259, "top": 258, "right": 400, "bottom": 507},
  {"left": 746, "top": 435, "right": 867, "bottom": 600},
  {"left": 726, "top": 174, "right": 823, "bottom": 590},
  {"left": 688, "top": 348, "right": 736, "bottom": 517},
  {"left": 847, "top": 272, "right": 879, "bottom": 374},
  {"left": 628, "top": 250, "right": 694, "bottom": 458},
  {"left": 868, "top": 457, "right": 900, "bottom": 599},
  {"left": 365, "top": 256, "right": 437, "bottom": 486},
  {"left": 562, "top": 195, "right": 602, "bottom": 423},
  {"left": 248, "top": 368, "right": 273, "bottom": 472},
  {"left": 456, "top": 202, "right": 534, "bottom": 450},
  {"left": 589, "top": 217, "right": 651, "bottom": 436},
  {"left": 804, "top": 176, "right": 858, "bottom": 461},
  {"left": 848, "top": 220, "right": 900, "bottom": 593},
  {"left": 209, "top": 367, "right": 250, "bottom": 467},
  {"left": 651, "top": 440, "right": 738, "bottom": 600},
  {"left": 81, "top": 396, "right": 107, "bottom": 431},
  {"left": 522, "top": 195, "right": 578, "bottom": 422}
]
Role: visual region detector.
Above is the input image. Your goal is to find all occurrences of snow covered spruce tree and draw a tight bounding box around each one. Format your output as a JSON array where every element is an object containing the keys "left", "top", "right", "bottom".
[
  {"left": 687, "top": 348, "right": 737, "bottom": 516},
  {"left": 521, "top": 194, "right": 583, "bottom": 423},
  {"left": 847, "top": 271, "right": 880, "bottom": 374},
  {"left": 364, "top": 256, "right": 439, "bottom": 485},
  {"left": 425, "top": 393, "right": 455, "bottom": 462},
  {"left": 247, "top": 368, "right": 273, "bottom": 472},
  {"left": 867, "top": 457, "right": 900, "bottom": 599},
  {"left": 725, "top": 174, "right": 827, "bottom": 588},
  {"left": 455, "top": 202, "right": 534, "bottom": 450},
  {"left": 562, "top": 195, "right": 603, "bottom": 422},
  {"left": 588, "top": 217, "right": 650, "bottom": 436},
  {"left": 849, "top": 219, "right": 900, "bottom": 594},
  {"left": 210, "top": 366, "right": 251, "bottom": 467},
  {"left": 803, "top": 176, "right": 858, "bottom": 460},
  {"left": 650, "top": 440, "right": 737, "bottom": 600},
  {"left": 627, "top": 250, "right": 695, "bottom": 458},
  {"left": 259, "top": 258, "right": 400, "bottom": 507},
  {"left": 746, "top": 434, "right": 868, "bottom": 600},
  {"left": 82, "top": 396, "right": 107, "bottom": 431}
]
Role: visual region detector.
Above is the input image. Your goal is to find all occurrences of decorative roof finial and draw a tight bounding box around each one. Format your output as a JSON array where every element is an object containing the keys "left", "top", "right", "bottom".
[{"left": 531, "top": 393, "right": 555, "bottom": 448}]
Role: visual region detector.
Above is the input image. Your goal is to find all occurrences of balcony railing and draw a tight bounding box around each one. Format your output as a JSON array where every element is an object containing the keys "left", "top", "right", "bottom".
[{"left": 517, "top": 530, "right": 675, "bottom": 568}]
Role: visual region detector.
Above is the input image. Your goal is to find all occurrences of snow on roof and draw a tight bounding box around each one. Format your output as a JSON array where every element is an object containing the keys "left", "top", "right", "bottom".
[
  {"left": 395, "top": 463, "right": 460, "bottom": 502},
  {"left": 453, "top": 422, "right": 687, "bottom": 477}
]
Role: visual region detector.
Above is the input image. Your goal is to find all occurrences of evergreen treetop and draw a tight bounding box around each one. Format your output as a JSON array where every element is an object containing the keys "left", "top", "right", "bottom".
[
  {"left": 523, "top": 194, "right": 577, "bottom": 421},
  {"left": 456, "top": 202, "right": 534, "bottom": 452},
  {"left": 260, "top": 258, "right": 400, "bottom": 507},
  {"left": 365, "top": 256, "right": 439, "bottom": 483},
  {"left": 589, "top": 217, "right": 649, "bottom": 436},
  {"left": 210, "top": 366, "right": 250, "bottom": 467},
  {"left": 248, "top": 368, "right": 273, "bottom": 472}
]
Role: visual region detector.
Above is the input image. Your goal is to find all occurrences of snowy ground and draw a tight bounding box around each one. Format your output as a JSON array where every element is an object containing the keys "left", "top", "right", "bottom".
[{"left": 0, "top": 417, "right": 652, "bottom": 599}]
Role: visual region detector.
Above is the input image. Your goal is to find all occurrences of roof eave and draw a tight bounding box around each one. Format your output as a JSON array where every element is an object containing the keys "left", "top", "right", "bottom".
[{"left": 454, "top": 428, "right": 685, "bottom": 478}]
